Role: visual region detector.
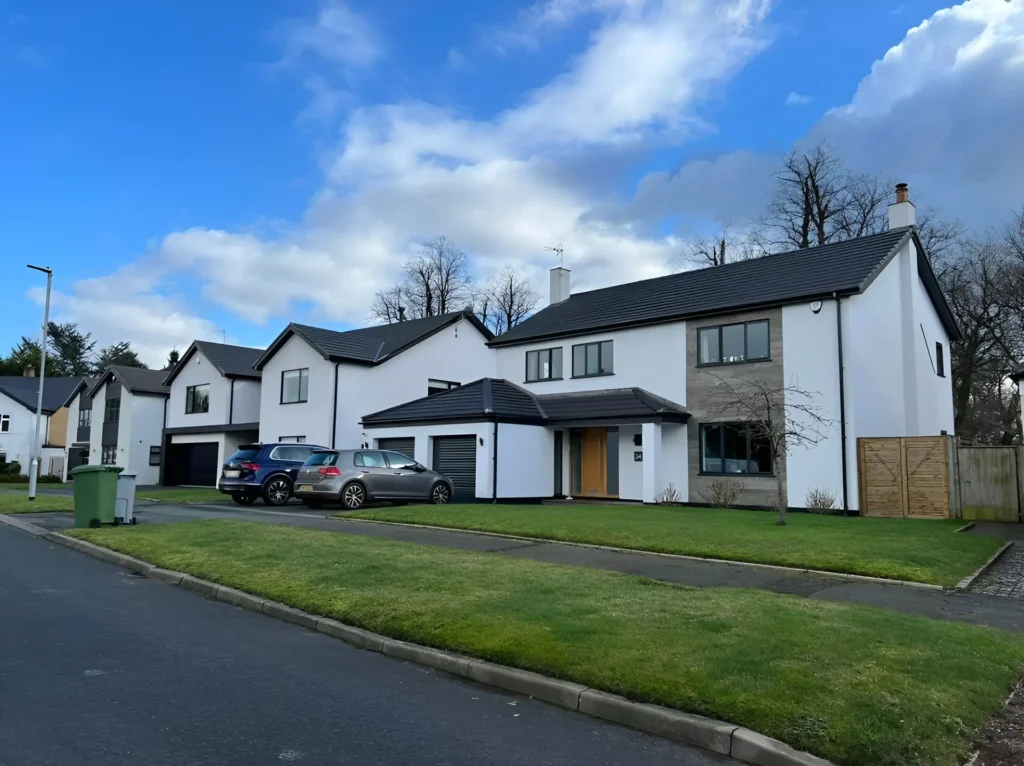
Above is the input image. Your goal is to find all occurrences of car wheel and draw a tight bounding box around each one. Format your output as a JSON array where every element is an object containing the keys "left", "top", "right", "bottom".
[
  {"left": 341, "top": 482, "right": 366, "bottom": 510},
  {"left": 302, "top": 499, "right": 324, "bottom": 509},
  {"left": 429, "top": 482, "right": 451, "bottom": 505},
  {"left": 232, "top": 492, "right": 256, "bottom": 506},
  {"left": 262, "top": 477, "right": 292, "bottom": 506}
]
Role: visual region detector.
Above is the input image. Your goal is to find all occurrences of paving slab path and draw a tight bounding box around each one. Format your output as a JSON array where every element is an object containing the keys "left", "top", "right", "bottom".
[{"left": 21, "top": 504, "right": 1024, "bottom": 634}]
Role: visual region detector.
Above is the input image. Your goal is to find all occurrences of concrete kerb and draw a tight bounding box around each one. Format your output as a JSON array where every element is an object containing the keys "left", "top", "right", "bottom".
[
  {"left": 1, "top": 515, "right": 837, "bottom": 766},
  {"left": 956, "top": 541, "right": 1014, "bottom": 591},
  {"left": 335, "top": 517, "right": 946, "bottom": 591}
]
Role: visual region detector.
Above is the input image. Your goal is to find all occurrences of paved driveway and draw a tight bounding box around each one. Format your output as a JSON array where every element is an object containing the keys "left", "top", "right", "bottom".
[{"left": 0, "top": 522, "right": 729, "bottom": 766}]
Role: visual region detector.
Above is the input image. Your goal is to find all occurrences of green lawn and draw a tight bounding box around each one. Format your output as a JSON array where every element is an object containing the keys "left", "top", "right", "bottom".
[
  {"left": 346, "top": 504, "right": 1004, "bottom": 587},
  {"left": 135, "top": 487, "right": 228, "bottom": 504},
  {"left": 71, "top": 519, "right": 1022, "bottom": 766},
  {"left": 0, "top": 493, "right": 73, "bottom": 513}
]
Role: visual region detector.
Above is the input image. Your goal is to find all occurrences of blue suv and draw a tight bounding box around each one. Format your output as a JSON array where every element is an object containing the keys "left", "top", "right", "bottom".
[{"left": 219, "top": 443, "right": 329, "bottom": 506}]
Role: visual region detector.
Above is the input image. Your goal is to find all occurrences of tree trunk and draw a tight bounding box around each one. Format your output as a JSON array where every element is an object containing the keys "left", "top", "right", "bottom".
[{"left": 774, "top": 460, "right": 786, "bottom": 525}]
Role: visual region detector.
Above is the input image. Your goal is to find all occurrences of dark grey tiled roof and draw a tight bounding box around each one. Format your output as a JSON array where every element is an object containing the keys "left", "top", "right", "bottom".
[
  {"left": 0, "top": 376, "right": 84, "bottom": 415},
  {"left": 255, "top": 309, "right": 494, "bottom": 370},
  {"left": 492, "top": 227, "right": 960, "bottom": 345},
  {"left": 61, "top": 376, "right": 97, "bottom": 408},
  {"left": 164, "top": 341, "right": 263, "bottom": 385},
  {"left": 89, "top": 366, "right": 169, "bottom": 397},
  {"left": 362, "top": 378, "right": 688, "bottom": 426}
]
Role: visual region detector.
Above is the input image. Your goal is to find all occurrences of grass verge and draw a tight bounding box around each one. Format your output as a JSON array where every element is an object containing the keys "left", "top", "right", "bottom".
[
  {"left": 346, "top": 504, "right": 1003, "bottom": 586},
  {"left": 72, "top": 519, "right": 1023, "bottom": 766},
  {"left": 136, "top": 487, "right": 228, "bottom": 504},
  {"left": 0, "top": 493, "right": 73, "bottom": 513}
]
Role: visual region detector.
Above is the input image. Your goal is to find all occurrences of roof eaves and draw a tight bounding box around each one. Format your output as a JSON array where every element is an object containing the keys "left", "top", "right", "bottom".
[
  {"left": 374, "top": 310, "right": 492, "bottom": 365},
  {"left": 854, "top": 226, "right": 914, "bottom": 296},
  {"left": 87, "top": 369, "right": 114, "bottom": 398},
  {"left": 253, "top": 324, "right": 332, "bottom": 371}
]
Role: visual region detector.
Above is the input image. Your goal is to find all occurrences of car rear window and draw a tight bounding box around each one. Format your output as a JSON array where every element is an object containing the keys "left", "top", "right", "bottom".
[
  {"left": 228, "top": 448, "right": 260, "bottom": 462},
  {"left": 305, "top": 452, "right": 339, "bottom": 467}
]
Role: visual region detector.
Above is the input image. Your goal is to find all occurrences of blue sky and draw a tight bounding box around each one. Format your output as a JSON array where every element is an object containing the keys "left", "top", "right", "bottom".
[{"left": 3, "top": 0, "right": 1022, "bottom": 365}]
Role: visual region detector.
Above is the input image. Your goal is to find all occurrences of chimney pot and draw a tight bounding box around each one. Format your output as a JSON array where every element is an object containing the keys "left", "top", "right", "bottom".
[
  {"left": 895, "top": 183, "right": 909, "bottom": 204},
  {"left": 888, "top": 182, "right": 916, "bottom": 229}
]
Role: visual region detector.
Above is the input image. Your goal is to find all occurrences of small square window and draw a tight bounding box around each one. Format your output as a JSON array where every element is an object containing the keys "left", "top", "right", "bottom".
[
  {"left": 281, "top": 369, "right": 309, "bottom": 404},
  {"left": 0, "top": 414, "right": 9, "bottom": 433}
]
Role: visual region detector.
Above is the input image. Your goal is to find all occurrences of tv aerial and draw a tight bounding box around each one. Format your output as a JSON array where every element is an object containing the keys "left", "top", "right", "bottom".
[{"left": 545, "top": 243, "right": 564, "bottom": 268}]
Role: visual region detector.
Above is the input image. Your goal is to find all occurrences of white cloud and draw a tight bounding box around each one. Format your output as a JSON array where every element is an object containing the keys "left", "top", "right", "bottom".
[
  {"left": 446, "top": 47, "right": 467, "bottom": 69},
  {"left": 785, "top": 90, "right": 812, "bottom": 106},
  {"left": 279, "top": 0, "right": 381, "bottom": 71},
  {"left": 46, "top": 0, "right": 775, "bottom": 360}
]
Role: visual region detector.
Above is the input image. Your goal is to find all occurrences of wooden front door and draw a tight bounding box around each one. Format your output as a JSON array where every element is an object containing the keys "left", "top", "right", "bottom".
[{"left": 580, "top": 428, "right": 608, "bottom": 497}]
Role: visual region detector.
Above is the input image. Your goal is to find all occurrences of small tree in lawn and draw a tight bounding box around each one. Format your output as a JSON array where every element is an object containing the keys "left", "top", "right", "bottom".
[{"left": 706, "top": 374, "right": 834, "bottom": 525}]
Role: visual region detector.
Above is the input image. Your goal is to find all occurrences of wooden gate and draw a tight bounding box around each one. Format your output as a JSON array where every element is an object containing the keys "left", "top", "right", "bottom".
[
  {"left": 858, "top": 437, "right": 952, "bottom": 518},
  {"left": 958, "top": 446, "right": 1021, "bottom": 522}
]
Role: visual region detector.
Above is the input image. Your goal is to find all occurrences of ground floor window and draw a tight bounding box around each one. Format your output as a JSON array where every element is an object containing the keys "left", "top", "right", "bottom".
[
  {"left": 278, "top": 435, "right": 306, "bottom": 443},
  {"left": 149, "top": 446, "right": 161, "bottom": 466},
  {"left": 699, "top": 422, "right": 772, "bottom": 475},
  {"left": 101, "top": 446, "right": 117, "bottom": 465}
]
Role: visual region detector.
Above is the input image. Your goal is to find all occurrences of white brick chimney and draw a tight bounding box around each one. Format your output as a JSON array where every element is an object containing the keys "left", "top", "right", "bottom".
[
  {"left": 888, "top": 182, "right": 916, "bottom": 229},
  {"left": 549, "top": 266, "right": 571, "bottom": 305}
]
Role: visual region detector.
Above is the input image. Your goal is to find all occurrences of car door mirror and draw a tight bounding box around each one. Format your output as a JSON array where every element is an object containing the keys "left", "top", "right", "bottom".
[{"left": 412, "top": 464, "right": 426, "bottom": 472}]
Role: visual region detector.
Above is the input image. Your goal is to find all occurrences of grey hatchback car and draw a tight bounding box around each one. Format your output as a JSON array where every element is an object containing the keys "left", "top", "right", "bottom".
[{"left": 294, "top": 449, "right": 454, "bottom": 509}]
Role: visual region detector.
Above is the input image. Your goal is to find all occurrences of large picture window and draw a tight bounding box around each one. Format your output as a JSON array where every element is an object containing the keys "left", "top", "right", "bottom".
[
  {"left": 185, "top": 384, "right": 210, "bottom": 414},
  {"left": 281, "top": 368, "right": 309, "bottom": 404},
  {"left": 571, "top": 341, "right": 613, "bottom": 378},
  {"left": 699, "top": 423, "right": 772, "bottom": 475},
  {"left": 526, "top": 347, "right": 563, "bottom": 382},
  {"left": 698, "top": 320, "right": 770, "bottom": 366}
]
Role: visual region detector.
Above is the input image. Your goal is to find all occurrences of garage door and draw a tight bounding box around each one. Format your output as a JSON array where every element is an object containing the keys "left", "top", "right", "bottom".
[
  {"left": 165, "top": 442, "right": 219, "bottom": 487},
  {"left": 377, "top": 437, "right": 415, "bottom": 459},
  {"left": 432, "top": 435, "right": 477, "bottom": 502}
]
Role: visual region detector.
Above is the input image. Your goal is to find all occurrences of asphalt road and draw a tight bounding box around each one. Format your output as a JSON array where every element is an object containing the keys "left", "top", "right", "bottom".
[{"left": 0, "top": 523, "right": 731, "bottom": 766}]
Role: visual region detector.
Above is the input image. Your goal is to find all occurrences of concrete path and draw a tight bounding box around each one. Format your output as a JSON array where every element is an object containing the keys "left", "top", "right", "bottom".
[
  {"left": 22, "top": 504, "right": 1024, "bottom": 634},
  {"left": 0, "top": 522, "right": 728, "bottom": 766}
]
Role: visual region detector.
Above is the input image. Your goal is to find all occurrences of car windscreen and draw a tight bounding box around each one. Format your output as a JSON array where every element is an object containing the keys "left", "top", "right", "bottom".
[
  {"left": 227, "top": 448, "right": 260, "bottom": 462},
  {"left": 304, "top": 451, "right": 339, "bottom": 467}
]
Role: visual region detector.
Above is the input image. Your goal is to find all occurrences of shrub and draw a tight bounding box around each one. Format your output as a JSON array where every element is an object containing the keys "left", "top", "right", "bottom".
[
  {"left": 39, "top": 473, "right": 64, "bottom": 483},
  {"left": 7, "top": 461, "right": 21, "bottom": 476},
  {"left": 656, "top": 483, "right": 682, "bottom": 504},
  {"left": 805, "top": 486, "right": 837, "bottom": 512},
  {"left": 698, "top": 479, "right": 745, "bottom": 508}
]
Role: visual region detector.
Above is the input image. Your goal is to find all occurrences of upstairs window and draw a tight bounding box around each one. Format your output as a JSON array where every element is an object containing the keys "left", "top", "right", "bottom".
[
  {"left": 526, "top": 348, "right": 563, "bottom": 382},
  {"left": 104, "top": 398, "right": 120, "bottom": 424},
  {"left": 101, "top": 446, "right": 117, "bottom": 465},
  {"left": 698, "top": 320, "right": 770, "bottom": 366},
  {"left": 428, "top": 379, "right": 461, "bottom": 396},
  {"left": 572, "top": 341, "right": 613, "bottom": 378},
  {"left": 185, "top": 384, "right": 210, "bottom": 414},
  {"left": 281, "top": 368, "right": 309, "bottom": 404},
  {"left": 0, "top": 414, "right": 9, "bottom": 433},
  {"left": 936, "top": 342, "right": 945, "bottom": 378},
  {"left": 78, "top": 409, "right": 92, "bottom": 428}
]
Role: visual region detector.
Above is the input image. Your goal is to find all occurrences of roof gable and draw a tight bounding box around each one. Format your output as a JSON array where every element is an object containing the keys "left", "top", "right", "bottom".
[
  {"left": 491, "top": 228, "right": 960, "bottom": 346},
  {"left": 163, "top": 341, "right": 264, "bottom": 386},
  {"left": 89, "top": 366, "right": 169, "bottom": 398},
  {"left": 254, "top": 309, "right": 493, "bottom": 371},
  {"left": 0, "top": 376, "right": 84, "bottom": 415}
]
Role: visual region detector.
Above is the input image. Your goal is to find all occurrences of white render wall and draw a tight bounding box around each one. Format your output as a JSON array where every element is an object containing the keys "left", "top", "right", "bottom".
[
  {"left": 781, "top": 300, "right": 846, "bottom": 510},
  {"left": 231, "top": 378, "right": 261, "bottom": 424},
  {"left": 126, "top": 393, "right": 165, "bottom": 485},
  {"left": 618, "top": 425, "right": 643, "bottom": 501},
  {"left": 165, "top": 348, "right": 231, "bottom": 429},
  {"left": 0, "top": 391, "right": 49, "bottom": 474},
  {"left": 258, "top": 334, "right": 336, "bottom": 447},
  {"left": 661, "top": 424, "right": 688, "bottom": 502},
  {"left": 496, "top": 424, "right": 552, "bottom": 498},
  {"left": 914, "top": 274, "right": 955, "bottom": 435},
  {"left": 346, "top": 319, "right": 497, "bottom": 450},
  {"left": 493, "top": 322, "right": 687, "bottom": 405}
]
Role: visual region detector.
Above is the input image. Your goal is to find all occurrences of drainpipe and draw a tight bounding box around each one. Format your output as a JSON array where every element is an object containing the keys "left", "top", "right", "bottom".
[
  {"left": 834, "top": 293, "right": 850, "bottom": 514},
  {"left": 492, "top": 419, "right": 499, "bottom": 503},
  {"left": 229, "top": 379, "right": 235, "bottom": 425},
  {"left": 330, "top": 362, "right": 340, "bottom": 449}
]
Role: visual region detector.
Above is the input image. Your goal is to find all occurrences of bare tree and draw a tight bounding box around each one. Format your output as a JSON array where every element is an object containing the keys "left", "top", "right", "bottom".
[
  {"left": 705, "top": 373, "right": 834, "bottom": 524},
  {"left": 833, "top": 171, "right": 892, "bottom": 240},
  {"left": 422, "top": 236, "right": 473, "bottom": 315},
  {"left": 479, "top": 264, "right": 539, "bottom": 334},
  {"left": 371, "top": 236, "right": 474, "bottom": 323}
]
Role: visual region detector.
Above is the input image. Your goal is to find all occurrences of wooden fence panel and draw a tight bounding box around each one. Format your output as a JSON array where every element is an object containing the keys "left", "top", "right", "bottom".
[
  {"left": 859, "top": 436, "right": 951, "bottom": 518},
  {"left": 959, "top": 447, "right": 1020, "bottom": 522}
]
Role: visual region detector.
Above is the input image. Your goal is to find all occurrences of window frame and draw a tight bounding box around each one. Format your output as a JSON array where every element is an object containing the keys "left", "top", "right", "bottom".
[
  {"left": 101, "top": 446, "right": 117, "bottom": 465},
  {"left": 148, "top": 446, "right": 161, "bottom": 467},
  {"left": 698, "top": 422, "right": 774, "bottom": 476},
  {"left": 104, "top": 398, "right": 120, "bottom": 424},
  {"left": 185, "top": 383, "right": 211, "bottom": 414},
  {"left": 697, "top": 320, "right": 771, "bottom": 367},
  {"left": 78, "top": 409, "right": 92, "bottom": 428},
  {"left": 427, "top": 379, "right": 461, "bottom": 396},
  {"left": 525, "top": 347, "right": 563, "bottom": 383},
  {"left": 935, "top": 342, "right": 945, "bottom": 378},
  {"left": 280, "top": 368, "right": 309, "bottom": 404},
  {"left": 354, "top": 450, "right": 388, "bottom": 468},
  {"left": 0, "top": 414, "right": 9, "bottom": 433},
  {"left": 571, "top": 341, "right": 614, "bottom": 379},
  {"left": 384, "top": 451, "right": 419, "bottom": 470}
]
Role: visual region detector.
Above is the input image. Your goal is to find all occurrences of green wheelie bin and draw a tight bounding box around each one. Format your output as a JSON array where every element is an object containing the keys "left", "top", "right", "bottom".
[{"left": 71, "top": 464, "right": 123, "bottom": 528}]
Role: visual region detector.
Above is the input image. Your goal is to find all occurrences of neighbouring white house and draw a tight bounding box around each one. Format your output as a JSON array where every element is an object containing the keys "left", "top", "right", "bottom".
[
  {"left": 161, "top": 341, "right": 263, "bottom": 486},
  {"left": 362, "top": 184, "right": 959, "bottom": 511},
  {"left": 253, "top": 309, "right": 496, "bottom": 451},
  {"left": 0, "top": 373, "right": 82, "bottom": 477},
  {"left": 61, "top": 376, "right": 97, "bottom": 480},
  {"left": 87, "top": 366, "right": 170, "bottom": 485}
]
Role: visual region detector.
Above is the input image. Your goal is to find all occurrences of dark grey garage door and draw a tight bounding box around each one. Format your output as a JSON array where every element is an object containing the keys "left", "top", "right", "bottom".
[
  {"left": 377, "top": 438, "right": 415, "bottom": 459},
  {"left": 432, "top": 435, "right": 477, "bottom": 502},
  {"left": 165, "top": 442, "right": 219, "bottom": 487}
]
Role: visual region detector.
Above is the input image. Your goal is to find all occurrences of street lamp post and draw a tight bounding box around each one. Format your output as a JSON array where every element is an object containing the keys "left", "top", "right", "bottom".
[{"left": 27, "top": 264, "right": 53, "bottom": 501}]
